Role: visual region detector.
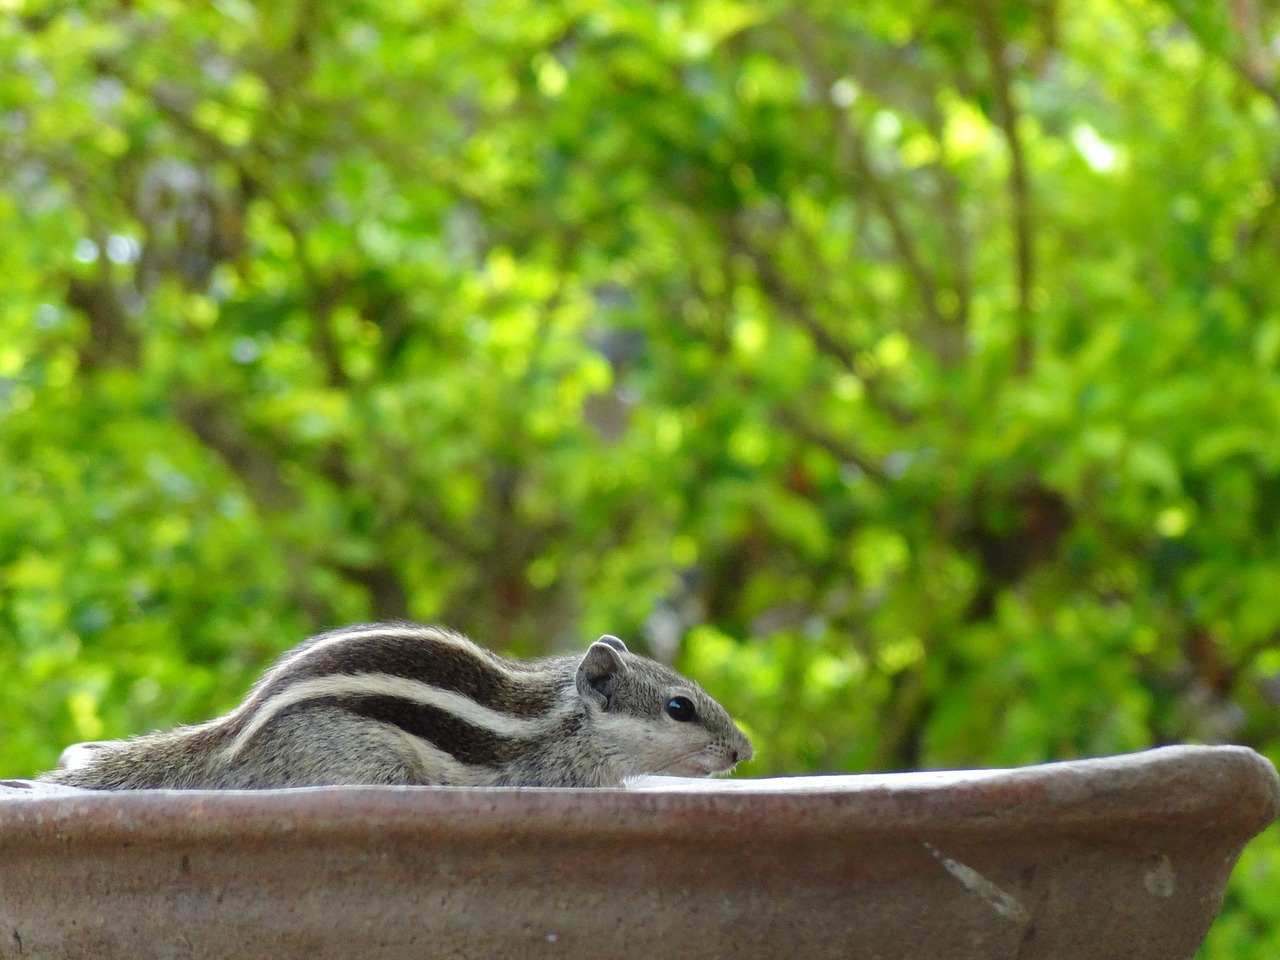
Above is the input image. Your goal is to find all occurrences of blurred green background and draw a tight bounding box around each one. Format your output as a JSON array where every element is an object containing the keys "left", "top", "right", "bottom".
[{"left": 2, "top": 0, "right": 1278, "bottom": 953}]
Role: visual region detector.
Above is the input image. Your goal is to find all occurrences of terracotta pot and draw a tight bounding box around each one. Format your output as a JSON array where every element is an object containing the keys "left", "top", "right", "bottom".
[{"left": 1, "top": 744, "right": 1276, "bottom": 959}]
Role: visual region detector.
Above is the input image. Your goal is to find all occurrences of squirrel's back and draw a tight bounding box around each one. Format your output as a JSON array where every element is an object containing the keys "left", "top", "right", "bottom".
[{"left": 40, "top": 623, "right": 752, "bottom": 790}]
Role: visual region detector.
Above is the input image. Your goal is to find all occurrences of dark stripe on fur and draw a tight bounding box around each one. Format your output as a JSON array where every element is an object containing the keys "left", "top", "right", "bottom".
[
  {"left": 345, "top": 694, "right": 527, "bottom": 767},
  {"left": 247, "top": 628, "right": 563, "bottom": 720},
  {"left": 265, "top": 694, "right": 527, "bottom": 768}
]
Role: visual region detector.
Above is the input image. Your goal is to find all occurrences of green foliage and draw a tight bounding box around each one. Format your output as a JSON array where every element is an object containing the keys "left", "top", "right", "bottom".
[{"left": 1, "top": 1, "right": 1278, "bottom": 954}]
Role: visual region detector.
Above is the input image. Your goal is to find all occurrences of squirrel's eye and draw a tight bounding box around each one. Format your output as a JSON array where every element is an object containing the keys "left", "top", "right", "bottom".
[{"left": 665, "top": 696, "right": 696, "bottom": 722}]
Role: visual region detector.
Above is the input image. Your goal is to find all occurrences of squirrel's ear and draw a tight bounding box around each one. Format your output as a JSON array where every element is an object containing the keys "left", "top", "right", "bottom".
[
  {"left": 576, "top": 640, "right": 629, "bottom": 710},
  {"left": 595, "top": 634, "right": 628, "bottom": 653}
]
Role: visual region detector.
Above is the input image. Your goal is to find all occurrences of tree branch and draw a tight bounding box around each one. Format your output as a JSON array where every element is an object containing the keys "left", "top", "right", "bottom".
[
  {"left": 1227, "top": 0, "right": 1280, "bottom": 109},
  {"left": 724, "top": 218, "right": 916, "bottom": 426},
  {"left": 975, "top": 0, "right": 1036, "bottom": 376},
  {"left": 174, "top": 395, "right": 298, "bottom": 511},
  {"left": 770, "top": 403, "right": 891, "bottom": 486},
  {"left": 925, "top": 102, "right": 973, "bottom": 336},
  {"left": 787, "top": 13, "right": 958, "bottom": 355},
  {"left": 67, "top": 256, "right": 140, "bottom": 372},
  {"left": 332, "top": 561, "right": 410, "bottom": 621}
]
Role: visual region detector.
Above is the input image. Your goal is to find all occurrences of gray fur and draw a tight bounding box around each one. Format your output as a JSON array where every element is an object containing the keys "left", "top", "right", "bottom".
[{"left": 39, "top": 623, "right": 753, "bottom": 790}]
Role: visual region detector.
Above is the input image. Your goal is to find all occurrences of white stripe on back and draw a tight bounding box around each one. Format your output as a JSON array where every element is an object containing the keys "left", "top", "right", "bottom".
[{"left": 221, "top": 672, "right": 550, "bottom": 761}]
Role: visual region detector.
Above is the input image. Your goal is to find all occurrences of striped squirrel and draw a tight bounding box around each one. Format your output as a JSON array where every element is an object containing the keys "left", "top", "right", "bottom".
[{"left": 39, "top": 622, "right": 753, "bottom": 790}]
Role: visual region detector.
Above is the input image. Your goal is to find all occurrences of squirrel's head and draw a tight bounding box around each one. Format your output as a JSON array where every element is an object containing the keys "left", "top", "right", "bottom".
[{"left": 574, "top": 635, "right": 754, "bottom": 779}]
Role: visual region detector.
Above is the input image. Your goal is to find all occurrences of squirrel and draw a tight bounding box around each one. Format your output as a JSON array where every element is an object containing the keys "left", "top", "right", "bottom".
[{"left": 38, "top": 622, "right": 753, "bottom": 790}]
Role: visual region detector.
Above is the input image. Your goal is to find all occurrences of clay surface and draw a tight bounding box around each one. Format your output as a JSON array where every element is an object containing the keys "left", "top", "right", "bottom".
[{"left": 0, "top": 745, "right": 1276, "bottom": 960}]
